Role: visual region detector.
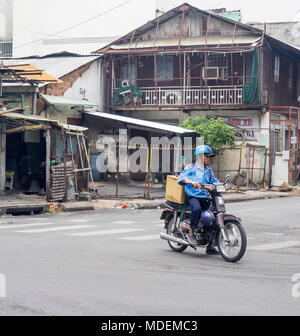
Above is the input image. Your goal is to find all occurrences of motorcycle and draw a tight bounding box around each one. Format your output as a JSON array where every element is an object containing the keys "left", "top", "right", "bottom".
[{"left": 160, "top": 175, "right": 247, "bottom": 263}]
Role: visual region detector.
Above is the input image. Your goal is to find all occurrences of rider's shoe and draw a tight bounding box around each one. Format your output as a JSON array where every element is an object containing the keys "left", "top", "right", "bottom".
[
  {"left": 186, "top": 234, "right": 198, "bottom": 246},
  {"left": 206, "top": 246, "right": 220, "bottom": 255}
]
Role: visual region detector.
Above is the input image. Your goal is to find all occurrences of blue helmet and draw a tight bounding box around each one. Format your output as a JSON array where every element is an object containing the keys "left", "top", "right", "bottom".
[
  {"left": 194, "top": 145, "right": 215, "bottom": 157},
  {"left": 200, "top": 209, "right": 215, "bottom": 226}
]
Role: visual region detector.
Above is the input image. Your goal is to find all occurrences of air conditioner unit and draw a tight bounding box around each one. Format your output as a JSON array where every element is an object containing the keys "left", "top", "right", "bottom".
[
  {"left": 202, "top": 67, "right": 219, "bottom": 80},
  {"left": 166, "top": 91, "right": 181, "bottom": 105},
  {"left": 219, "top": 67, "right": 228, "bottom": 80}
]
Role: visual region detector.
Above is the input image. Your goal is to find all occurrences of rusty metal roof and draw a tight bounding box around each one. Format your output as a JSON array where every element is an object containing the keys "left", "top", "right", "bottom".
[{"left": 1, "top": 64, "right": 62, "bottom": 83}]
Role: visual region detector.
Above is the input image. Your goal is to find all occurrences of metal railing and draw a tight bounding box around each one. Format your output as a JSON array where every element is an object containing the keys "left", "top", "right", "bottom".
[{"left": 141, "top": 86, "right": 243, "bottom": 106}]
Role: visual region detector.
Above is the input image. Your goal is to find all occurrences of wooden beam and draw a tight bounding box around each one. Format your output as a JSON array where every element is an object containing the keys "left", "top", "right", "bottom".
[
  {"left": 0, "top": 123, "right": 6, "bottom": 192},
  {"left": 45, "top": 125, "right": 51, "bottom": 201}
]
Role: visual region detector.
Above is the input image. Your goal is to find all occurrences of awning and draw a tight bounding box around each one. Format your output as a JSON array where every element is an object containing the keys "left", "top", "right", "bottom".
[
  {"left": 85, "top": 111, "right": 196, "bottom": 135},
  {"left": 0, "top": 64, "right": 62, "bottom": 83},
  {"left": 0, "top": 111, "right": 88, "bottom": 132},
  {"left": 0, "top": 111, "right": 60, "bottom": 125},
  {"left": 41, "top": 94, "right": 98, "bottom": 113},
  {"left": 110, "top": 36, "right": 262, "bottom": 50}
]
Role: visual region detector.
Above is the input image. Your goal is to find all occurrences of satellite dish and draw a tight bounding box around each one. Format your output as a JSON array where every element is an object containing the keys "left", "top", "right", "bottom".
[{"left": 297, "top": 96, "right": 300, "bottom": 103}]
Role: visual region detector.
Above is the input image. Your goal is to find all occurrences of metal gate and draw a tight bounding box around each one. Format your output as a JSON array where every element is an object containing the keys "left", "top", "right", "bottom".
[{"left": 269, "top": 106, "right": 300, "bottom": 186}]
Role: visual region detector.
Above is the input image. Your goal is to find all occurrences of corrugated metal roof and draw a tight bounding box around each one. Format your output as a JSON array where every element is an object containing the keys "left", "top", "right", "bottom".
[
  {"left": 2, "top": 64, "right": 62, "bottom": 83},
  {"left": 110, "top": 36, "right": 261, "bottom": 49},
  {"left": 2, "top": 53, "right": 99, "bottom": 80},
  {"left": 85, "top": 111, "right": 196, "bottom": 135},
  {"left": 0, "top": 112, "right": 60, "bottom": 124},
  {"left": 0, "top": 112, "right": 87, "bottom": 131}
]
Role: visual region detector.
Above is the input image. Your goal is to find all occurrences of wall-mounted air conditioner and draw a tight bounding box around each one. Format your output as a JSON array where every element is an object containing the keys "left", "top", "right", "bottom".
[
  {"left": 202, "top": 67, "right": 219, "bottom": 80},
  {"left": 166, "top": 91, "right": 181, "bottom": 105}
]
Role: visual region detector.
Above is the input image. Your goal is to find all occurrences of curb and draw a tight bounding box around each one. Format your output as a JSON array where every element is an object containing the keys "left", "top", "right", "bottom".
[{"left": 56, "top": 192, "right": 300, "bottom": 213}]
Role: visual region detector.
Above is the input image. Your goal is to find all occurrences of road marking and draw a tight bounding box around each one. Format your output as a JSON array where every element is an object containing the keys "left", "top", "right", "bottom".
[
  {"left": 262, "top": 232, "right": 283, "bottom": 236},
  {"left": 111, "top": 221, "right": 136, "bottom": 224},
  {"left": 118, "top": 234, "right": 159, "bottom": 241},
  {"left": 68, "top": 228, "right": 145, "bottom": 237},
  {"left": 67, "top": 219, "right": 92, "bottom": 223},
  {"left": 248, "top": 241, "right": 300, "bottom": 251},
  {"left": 15, "top": 225, "right": 95, "bottom": 233},
  {"left": 0, "top": 223, "right": 55, "bottom": 229}
]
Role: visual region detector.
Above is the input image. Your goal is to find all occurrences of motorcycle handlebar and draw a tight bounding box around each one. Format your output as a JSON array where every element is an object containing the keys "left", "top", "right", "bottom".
[{"left": 200, "top": 184, "right": 215, "bottom": 192}]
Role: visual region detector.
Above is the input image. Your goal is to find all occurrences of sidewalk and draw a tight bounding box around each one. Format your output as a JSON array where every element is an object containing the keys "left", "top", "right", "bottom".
[
  {"left": 0, "top": 192, "right": 49, "bottom": 215},
  {"left": 1, "top": 187, "right": 299, "bottom": 215}
]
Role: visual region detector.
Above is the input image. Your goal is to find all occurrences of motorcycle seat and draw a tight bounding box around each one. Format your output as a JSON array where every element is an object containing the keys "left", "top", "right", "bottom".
[{"left": 165, "top": 200, "right": 191, "bottom": 212}]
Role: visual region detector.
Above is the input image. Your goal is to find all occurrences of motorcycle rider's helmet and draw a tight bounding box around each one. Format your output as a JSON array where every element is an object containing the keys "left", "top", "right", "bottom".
[
  {"left": 200, "top": 209, "right": 215, "bottom": 226},
  {"left": 194, "top": 145, "right": 215, "bottom": 157}
]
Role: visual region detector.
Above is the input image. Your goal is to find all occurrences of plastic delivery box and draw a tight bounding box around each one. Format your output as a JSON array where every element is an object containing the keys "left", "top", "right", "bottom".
[{"left": 165, "top": 175, "right": 186, "bottom": 205}]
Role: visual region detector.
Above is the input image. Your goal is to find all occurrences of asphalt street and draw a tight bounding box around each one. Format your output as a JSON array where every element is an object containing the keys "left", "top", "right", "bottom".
[{"left": 0, "top": 197, "right": 299, "bottom": 316}]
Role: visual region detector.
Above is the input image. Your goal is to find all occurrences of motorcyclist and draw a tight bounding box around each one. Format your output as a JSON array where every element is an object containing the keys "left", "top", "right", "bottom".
[{"left": 178, "top": 145, "right": 220, "bottom": 254}]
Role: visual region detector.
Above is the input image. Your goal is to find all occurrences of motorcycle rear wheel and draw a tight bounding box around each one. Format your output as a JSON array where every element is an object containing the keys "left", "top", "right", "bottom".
[
  {"left": 166, "top": 216, "right": 188, "bottom": 253},
  {"left": 217, "top": 221, "right": 247, "bottom": 263}
]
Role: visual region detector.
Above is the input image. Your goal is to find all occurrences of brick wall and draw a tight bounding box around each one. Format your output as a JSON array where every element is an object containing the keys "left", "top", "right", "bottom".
[{"left": 37, "top": 61, "right": 93, "bottom": 114}]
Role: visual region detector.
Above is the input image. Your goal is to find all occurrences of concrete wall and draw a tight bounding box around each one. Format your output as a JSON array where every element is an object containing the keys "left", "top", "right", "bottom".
[
  {"left": 64, "top": 58, "right": 105, "bottom": 110},
  {"left": 39, "top": 58, "right": 104, "bottom": 124},
  {"left": 0, "top": 0, "right": 12, "bottom": 40},
  {"left": 248, "top": 22, "right": 300, "bottom": 48}
]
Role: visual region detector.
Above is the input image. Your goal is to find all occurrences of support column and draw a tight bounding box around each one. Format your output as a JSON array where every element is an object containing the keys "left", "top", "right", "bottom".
[
  {"left": 0, "top": 123, "right": 6, "bottom": 192},
  {"left": 45, "top": 126, "right": 51, "bottom": 201}
]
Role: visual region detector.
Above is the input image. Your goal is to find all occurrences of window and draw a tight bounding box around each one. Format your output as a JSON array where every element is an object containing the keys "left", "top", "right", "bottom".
[
  {"left": 156, "top": 55, "right": 173, "bottom": 81},
  {"left": 207, "top": 54, "right": 227, "bottom": 67},
  {"left": 120, "top": 57, "right": 137, "bottom": 85},
  {"left": 274, "top": 56, "right": 280, "bottom": 83},
  {"left": 288, "top": 62, "right": 294, "bottom": 89}
]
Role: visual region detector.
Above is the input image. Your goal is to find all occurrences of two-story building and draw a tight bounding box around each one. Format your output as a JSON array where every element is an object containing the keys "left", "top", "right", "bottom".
[{"left": 91, "top": 3, "right": 300, "bottom": 186}]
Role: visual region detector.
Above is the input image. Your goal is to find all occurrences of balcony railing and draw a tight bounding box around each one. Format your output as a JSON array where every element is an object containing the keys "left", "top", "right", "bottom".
[{"left": 141, "top": 86, "right": 244, "bottom": 106}]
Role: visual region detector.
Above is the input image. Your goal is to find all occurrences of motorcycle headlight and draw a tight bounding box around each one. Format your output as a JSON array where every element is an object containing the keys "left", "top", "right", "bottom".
[{"left": 216, "top": 185, "right": 226, "bottom": 193}]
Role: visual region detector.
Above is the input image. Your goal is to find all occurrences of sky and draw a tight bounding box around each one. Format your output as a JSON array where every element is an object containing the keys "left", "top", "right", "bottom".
[
  {"left": 4, "top": 0, "right": 300, "bottom": 57},
  {"left": 11, "top": 0, "right": 300, "bottom": 40}
]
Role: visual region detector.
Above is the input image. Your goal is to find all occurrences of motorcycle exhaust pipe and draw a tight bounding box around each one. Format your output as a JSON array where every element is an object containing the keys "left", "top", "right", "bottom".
[{"left": 160, "top": 232, "right": 190, "bottom": 246}]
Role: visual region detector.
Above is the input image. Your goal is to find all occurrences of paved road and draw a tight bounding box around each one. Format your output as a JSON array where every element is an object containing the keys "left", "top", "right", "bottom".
[{"left": 0, "top": 197, "right": 299, "bottom": 316}]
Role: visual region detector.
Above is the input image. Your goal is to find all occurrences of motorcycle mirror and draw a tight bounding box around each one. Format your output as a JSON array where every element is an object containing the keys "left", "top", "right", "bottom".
[{"left": 224, "top": 174, "right": 231, "bottom": 185}]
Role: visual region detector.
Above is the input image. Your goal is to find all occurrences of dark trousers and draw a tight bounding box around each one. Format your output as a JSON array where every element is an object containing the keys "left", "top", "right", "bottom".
[{"left": 187, "top": 197, "right": 210, "bottom": 230}]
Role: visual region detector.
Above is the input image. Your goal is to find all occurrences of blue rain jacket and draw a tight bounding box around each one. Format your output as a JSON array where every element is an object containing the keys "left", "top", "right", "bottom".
[{"left": 178, "top": 162, "right": 219, "bottom": 198}]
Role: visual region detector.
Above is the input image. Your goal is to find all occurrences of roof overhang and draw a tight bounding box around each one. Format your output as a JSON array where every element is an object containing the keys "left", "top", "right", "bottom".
[
  {"left": 109, "top": 36, "right": 262, "bottom": 51},
  {"left": 0, "top": 111, "right": 88, "bottom": 132},
  {"left": 84, "top": 111, "right": 196, "bottom": 135},
  {"left": 41, "top": 94, "right": 98, "bottom": 113}
]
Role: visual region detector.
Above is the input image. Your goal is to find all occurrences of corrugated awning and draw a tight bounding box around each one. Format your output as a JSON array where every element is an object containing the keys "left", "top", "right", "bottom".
[
  {"left": 0, "top": 111, "right": 60, "bottom": 124},
  {"left": 0, "top": 111, "right": 88, "bottom": 132},
  {"left": 1, "top": 64, "right": 62, "bottom": 83},
  {"left": 85, "top": 111, "right": 196, "bottom": 135},
  {"left": 41, "top": 94, "right": 98, "bottom": 113},
  {"left": 110, "top": 36, "right": 261, "bottom": 50}
]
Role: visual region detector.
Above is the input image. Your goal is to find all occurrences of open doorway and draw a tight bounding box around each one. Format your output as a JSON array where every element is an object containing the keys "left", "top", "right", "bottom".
[{"left": 5, "top": 130, "right": 46, "bottom": 195}]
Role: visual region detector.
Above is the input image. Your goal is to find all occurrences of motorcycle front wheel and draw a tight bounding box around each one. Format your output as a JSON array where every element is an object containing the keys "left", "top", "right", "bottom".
[
  {"left": 166, "top": 216, "right": 188, "bottom": 253},
  {"left": 216, "top": 221, "right": 247, "bottom": 263}
]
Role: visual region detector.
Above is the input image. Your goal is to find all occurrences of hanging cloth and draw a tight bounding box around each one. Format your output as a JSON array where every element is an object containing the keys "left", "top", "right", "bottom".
[{"left": 243, "top": 50, "right": 259, "bottom": 105}]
